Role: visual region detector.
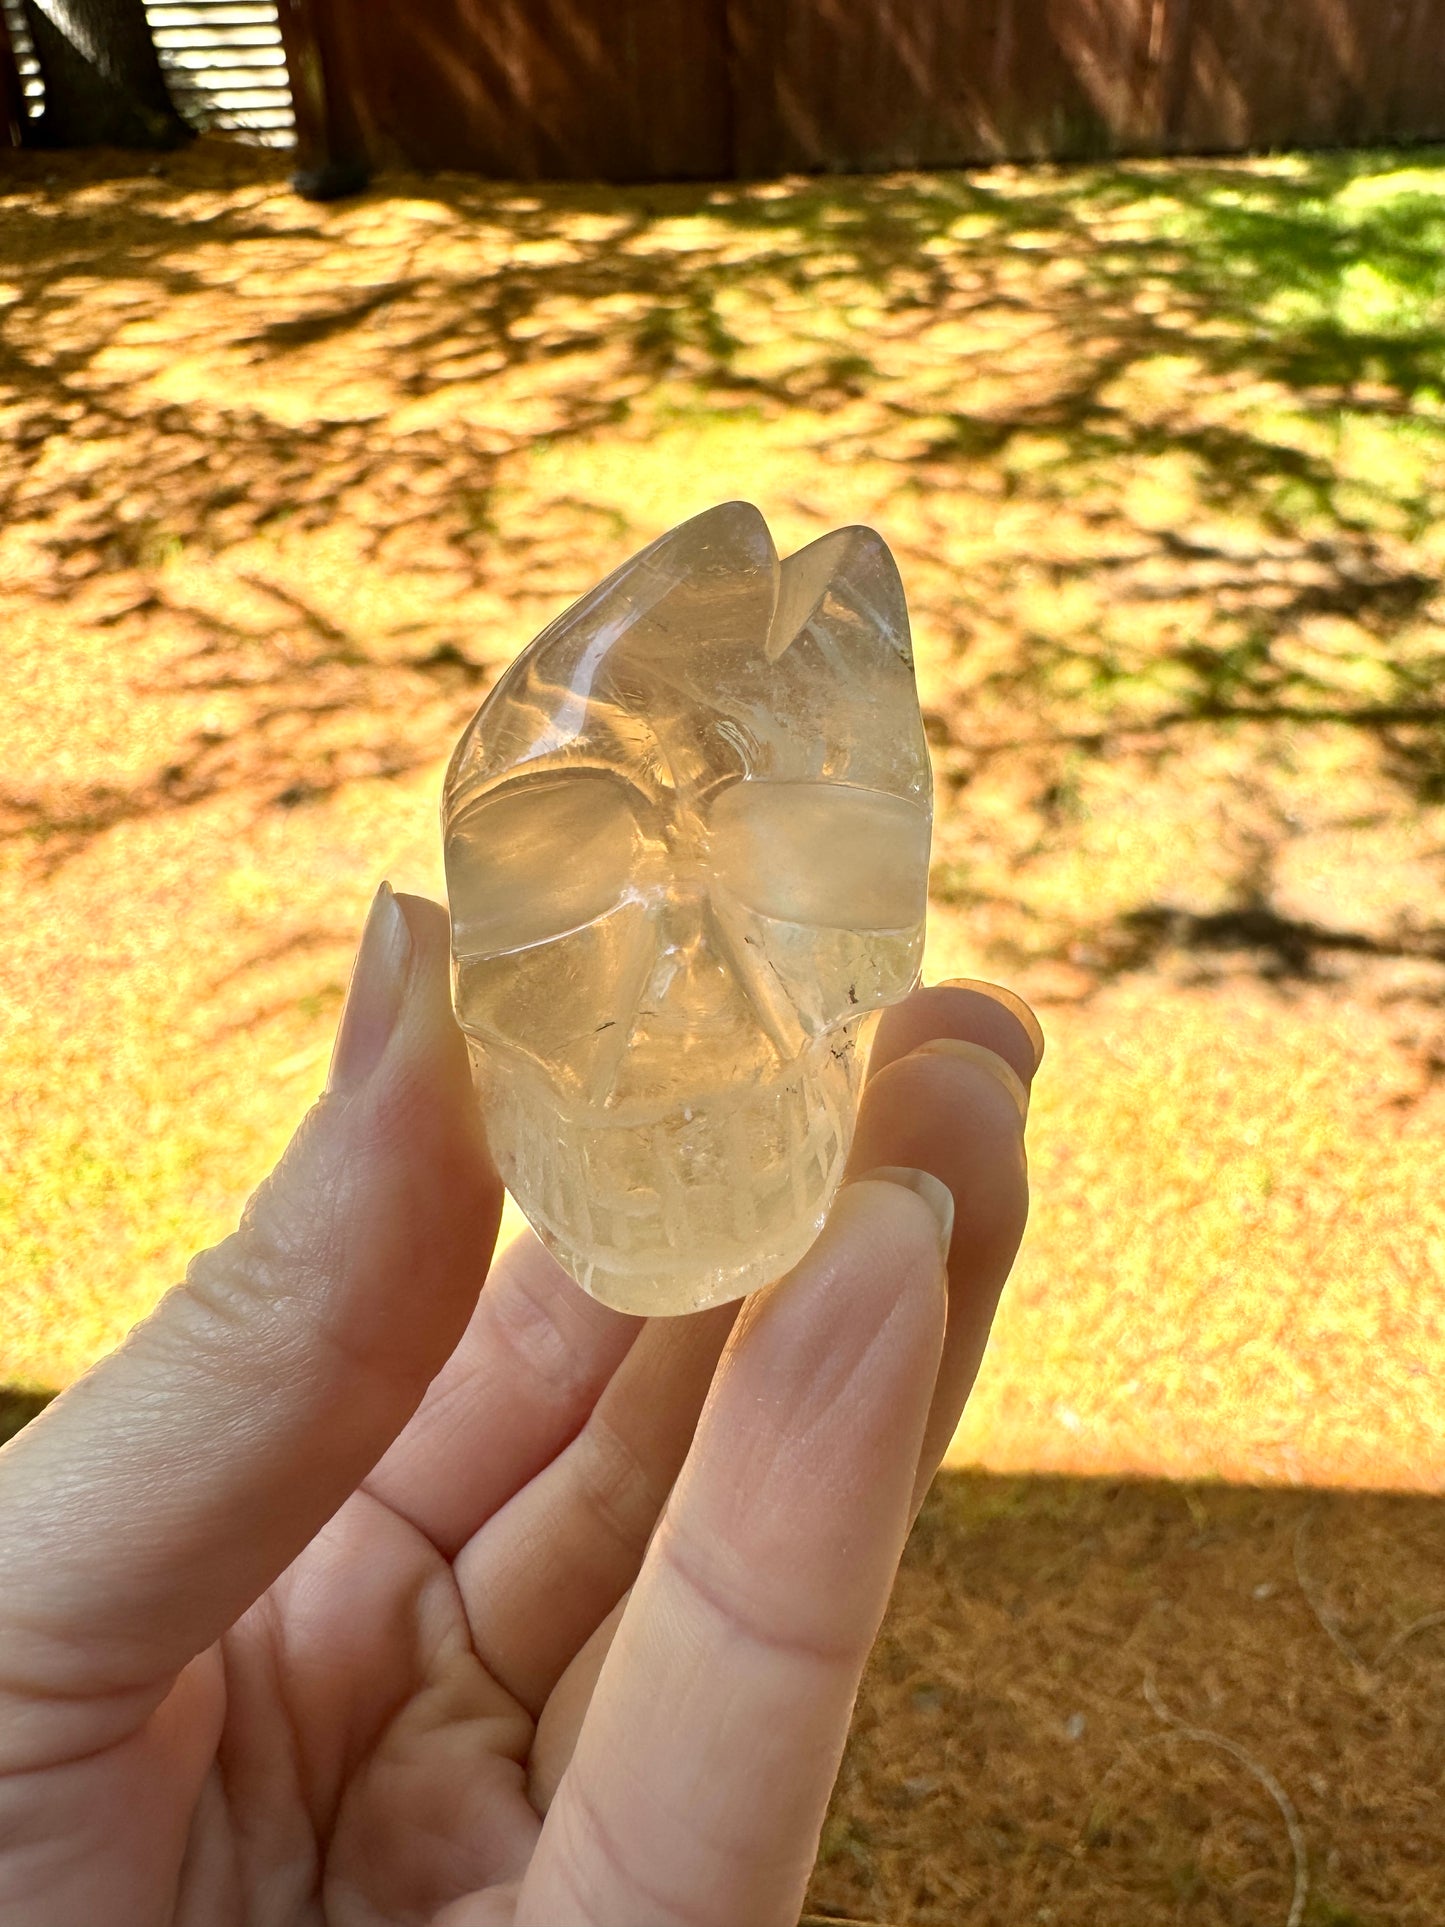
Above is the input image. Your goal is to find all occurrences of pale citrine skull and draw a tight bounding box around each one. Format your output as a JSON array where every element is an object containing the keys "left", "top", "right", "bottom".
[{"left": 442, "top": 502, "right": 932, "bottom": 1315}]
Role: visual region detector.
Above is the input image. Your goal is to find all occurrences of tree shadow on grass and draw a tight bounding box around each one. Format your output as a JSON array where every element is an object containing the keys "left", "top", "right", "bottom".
[
  {"left": 1088, "top": 897, "right": 1445, "bottom": 980},
  {"left": 1, "top": 141, "right": 1442, "bottom": 998}
]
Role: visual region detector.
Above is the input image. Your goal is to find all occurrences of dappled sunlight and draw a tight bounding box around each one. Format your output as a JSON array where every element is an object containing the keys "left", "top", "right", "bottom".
[
  {"left": 949, "top": 978, "right": 1443, "bottom": 1493},
  {"left": 1, "top": 141, "right": 1442, "bottom": 1496}
]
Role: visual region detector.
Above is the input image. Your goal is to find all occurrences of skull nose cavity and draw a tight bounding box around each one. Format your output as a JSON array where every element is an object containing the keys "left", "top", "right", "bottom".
[
  {"left": 637, "top": 907, "right": 746, "bottom": 1035},
  {"left": 654, "top": 872, "right": 709, "bottom": 938}
]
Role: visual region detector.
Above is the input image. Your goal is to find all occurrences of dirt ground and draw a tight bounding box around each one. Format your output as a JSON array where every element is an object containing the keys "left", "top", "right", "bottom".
[
  {"left": 2, "top": 139, "right": 1443, "bottom": 1923},
  {"left": 808, "top": 1472, "right": 1445, "bottom": 1926}
]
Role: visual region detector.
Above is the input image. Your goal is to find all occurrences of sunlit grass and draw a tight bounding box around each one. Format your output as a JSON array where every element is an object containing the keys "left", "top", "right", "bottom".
[{"left": 0, "top": 142, "right": 1441, "bottom": 1489}]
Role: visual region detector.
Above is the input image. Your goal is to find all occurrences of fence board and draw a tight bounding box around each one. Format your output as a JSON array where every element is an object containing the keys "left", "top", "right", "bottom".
[
  {"left": 303, "top": 0, "right": 732, "bottom": 179},
  {"left": 290, "top": 0, "right": 1445, "bottom": 181},
  {"left": 6, "top": 0, "right": 1444, "bottom": 174},
  {"left": 731, "top": 0, "right": 1164, "bottom": 173},
  {"left": 1167, "top": 0, "right": 1445, "bottom": 152},
  {"left": 731, "top": 0, "right": 1445, "bottom": 174}
]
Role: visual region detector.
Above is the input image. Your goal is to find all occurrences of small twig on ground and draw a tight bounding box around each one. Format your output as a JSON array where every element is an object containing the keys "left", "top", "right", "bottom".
[
  {"left": 1140, "top": 1669, "right": 1309, "bottom": 1927},
  {"left": 1374, "top": 1609, "right": 1445, "bottom": 1670},
  {"left": 800, "top": 1916, "right": 907, "bottom": 1926},
  {"left": 1294, "top": 1504, "right": 1445, "bottom": 1673},
  {"left": 1080, "top": 1672, "right": 1309, "bottom": 1927},
  {"left": 1292, "top": 1503, "right": 1371, "bottom": 1671}
]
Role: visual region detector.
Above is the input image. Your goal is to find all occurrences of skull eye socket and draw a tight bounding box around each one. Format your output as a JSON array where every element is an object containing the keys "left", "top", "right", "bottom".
[
  {"left": 446, "top": 769, "right": 648, "bottom": 957},
  {"left": 705, "top": 780, "right": 930, "bottom": 931}
]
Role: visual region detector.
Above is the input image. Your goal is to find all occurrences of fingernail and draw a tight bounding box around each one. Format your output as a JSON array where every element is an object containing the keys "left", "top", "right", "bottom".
[
  {"left": 911, "top": 1036, "right": 1030, "bottom": 1122},
  {"left": 938, "top": 978, "right": 1045, "bottom": 1070},
  {"left": 851, "top": 1165, "right": 955, "bottom": 1264},
  {"left": 327, "top": 882, "right": 412, "bottom": 1094}
]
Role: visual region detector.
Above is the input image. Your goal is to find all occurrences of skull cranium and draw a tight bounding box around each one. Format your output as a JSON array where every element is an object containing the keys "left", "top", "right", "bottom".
[{"left": 443, "top": 502, "right": 931, "bottom": 1315}]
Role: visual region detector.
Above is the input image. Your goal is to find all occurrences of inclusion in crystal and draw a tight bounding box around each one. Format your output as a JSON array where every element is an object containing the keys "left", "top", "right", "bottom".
[{"left": 442, "top": 502, "right": 932, "bottom": 1315}]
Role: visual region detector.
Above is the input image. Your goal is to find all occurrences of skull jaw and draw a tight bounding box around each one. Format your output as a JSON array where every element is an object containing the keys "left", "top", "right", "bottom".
[
  {"left": 536, "top": 1197, "right": 838, "bottom": 1317},
  {"left": 467, "top": 1027, "right": 866, "bottom": 1316}
]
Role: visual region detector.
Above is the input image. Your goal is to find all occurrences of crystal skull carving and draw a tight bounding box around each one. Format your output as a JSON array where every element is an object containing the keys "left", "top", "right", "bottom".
[{"left": 442, "top": 502, "right": 932, "bottom": 1316}]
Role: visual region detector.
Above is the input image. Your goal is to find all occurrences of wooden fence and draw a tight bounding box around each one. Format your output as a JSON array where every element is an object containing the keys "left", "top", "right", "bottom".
[
  {"left": 6, "top": 0, "right": 1445, "bottom": 174},
  {"left": 281, "top": 0, "right": 1445, "bottom": 180}
]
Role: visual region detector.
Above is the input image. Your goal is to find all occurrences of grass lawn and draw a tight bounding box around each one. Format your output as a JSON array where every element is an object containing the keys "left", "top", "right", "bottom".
[{"left": 1, "top": 139, "right": 1442, "bottom": 1922}]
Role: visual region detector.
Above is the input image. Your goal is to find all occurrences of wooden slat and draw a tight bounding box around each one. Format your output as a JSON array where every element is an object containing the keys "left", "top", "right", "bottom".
[
  {"left": 149, "top": 6, "right": 282, "bottom": 20},
  {"left": 161, "top": 48, "right": 289, "bottom": 70},
  {"left": 301, "top": 0, "right": 732, "bottom": 179},
  {"left": 156, "top": 31, "right": 285, "bottom": 50},
  {"left": 730, "top": 0, "right": 1445, "bottom": 175},
  {"left": 0, "top": 0, "right": 24, "bottom": 146},
  {"left": 142, "top": 0, "right": 295, "bottom": 140},
  {"left": 169, "top": 83, "right": 288, "bottom": 106}
]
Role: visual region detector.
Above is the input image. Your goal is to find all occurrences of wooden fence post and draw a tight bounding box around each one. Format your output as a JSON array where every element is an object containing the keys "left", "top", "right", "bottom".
[{"left": 273, "top": 0, "right": 368, "bottom": 198}]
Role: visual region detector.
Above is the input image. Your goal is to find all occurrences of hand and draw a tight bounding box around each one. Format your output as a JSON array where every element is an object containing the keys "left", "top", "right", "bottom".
[{"left": 0, "top": 885, "right": 1037, "bottom": 1927}]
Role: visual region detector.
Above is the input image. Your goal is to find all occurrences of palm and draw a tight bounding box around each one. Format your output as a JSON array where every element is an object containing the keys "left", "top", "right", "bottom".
[
  {"left": 99, "top": 1230, "right": 723, "bottom": 1927},
  {"left": 166, "top": 1496, "right": 540, "bottom": 1926},
  {"left": 0, "top": 916, "right": 1035, "bottom": 1927}
]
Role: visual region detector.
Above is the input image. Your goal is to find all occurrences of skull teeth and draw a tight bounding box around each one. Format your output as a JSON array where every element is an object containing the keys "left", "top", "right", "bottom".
[{"left": 479, "top": 1031, "right": 863, "bottom": 1310}]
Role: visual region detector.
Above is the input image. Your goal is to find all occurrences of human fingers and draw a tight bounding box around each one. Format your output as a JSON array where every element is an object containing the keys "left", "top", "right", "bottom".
[
  {"left": 363, "top": 1229, "right": 644, "bottom": 1557},
  {"left": 463, "top": 985, "right": 1037, "bottom": 1729},
  {"left": 0, "top": 886, "right": 502, "bottom": 1769},
  {"left": 366, "top": 971, "right": 1032, "bottom": 1548},
  {"left": 514, "top": 1174, "right": 948, "bottom": 1927},
  {"left": 527, "top": 1591, "right": 630, "bottom": 1814},
  {"left": 850, "top": 980, "right": 1037, "bottom": 1517},
  {"left": 454, "top": 1302, "right": 736, "bottom": 1712},
  {"left": 511, "top": 1003, "right": 1034, "bottom": 1823},
  {"left": 369, "top": 976, "right": 1042, "bottom": 1559},
  {"left": 867, "top": 976, "right": 1044, "bottom": 1087}
]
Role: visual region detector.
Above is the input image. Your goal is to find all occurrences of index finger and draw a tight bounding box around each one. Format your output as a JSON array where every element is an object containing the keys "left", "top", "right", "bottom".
[{"left": 513, "top": 1174, "right": 950, "bottom": 1927}]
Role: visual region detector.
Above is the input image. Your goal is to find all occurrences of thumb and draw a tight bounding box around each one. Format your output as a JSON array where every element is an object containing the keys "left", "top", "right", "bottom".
[{"left": 0, "top": 886, "right": 502, "bottom": 1748}]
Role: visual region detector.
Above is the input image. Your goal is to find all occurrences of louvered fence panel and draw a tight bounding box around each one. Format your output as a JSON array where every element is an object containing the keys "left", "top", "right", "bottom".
[
  {"left": 144, "top": 0, "right": 294, "bottom": 142},
  {"left": 0, "top": 0, "right": 43, "bottom": 127}
]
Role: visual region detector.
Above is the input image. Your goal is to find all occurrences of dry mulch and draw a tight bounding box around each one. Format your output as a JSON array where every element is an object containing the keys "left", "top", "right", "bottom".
[{"left": 808, "top": 1473, "right": 1445, "bottom": 1926}]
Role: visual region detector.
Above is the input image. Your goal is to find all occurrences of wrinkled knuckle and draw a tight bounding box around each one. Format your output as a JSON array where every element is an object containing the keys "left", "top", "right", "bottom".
[
  {"left": 576, "top": 1414, "right": 664, "bottom": 1562},
  {"left": 559, "top": 1774, "right": 689, "bottom": 1923},
  {"left": 172, "top": 1235, "right": 278, "bottom": 1347},
  {"left": 489, "top": 1261, "right": 606, "bottom": 1407},
  {"left": 661, "top": 1528, "right": 868, "bottom": 1676},
  {"left": 489, "top": 1268, "right": 570, "bottom": 1378},
  {"left": 157, "top": 1224, "right": 331, "bottom": 1382}
]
